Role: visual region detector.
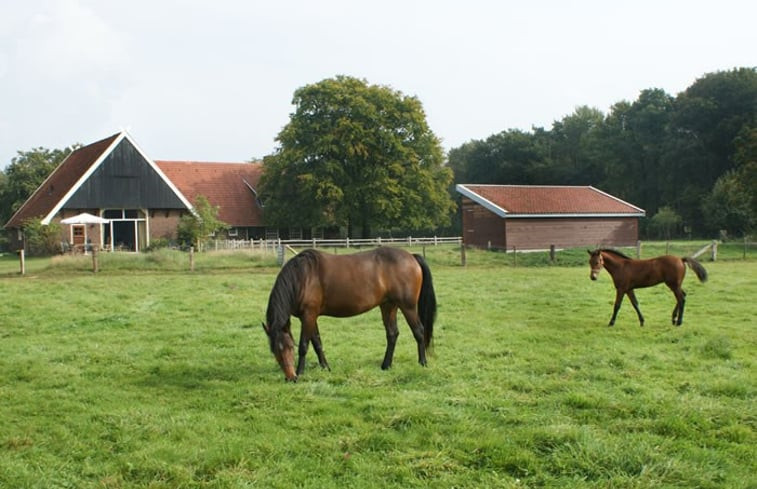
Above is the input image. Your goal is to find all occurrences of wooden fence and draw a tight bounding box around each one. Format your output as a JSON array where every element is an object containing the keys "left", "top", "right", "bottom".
[{"left": 209, "top": 236, "right": 462, "bottom": 252}]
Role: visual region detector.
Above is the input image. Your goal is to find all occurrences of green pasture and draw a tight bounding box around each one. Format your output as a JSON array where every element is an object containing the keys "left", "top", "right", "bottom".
[{"left": 1, "top": 245, "right": 754, "bottom": 488}]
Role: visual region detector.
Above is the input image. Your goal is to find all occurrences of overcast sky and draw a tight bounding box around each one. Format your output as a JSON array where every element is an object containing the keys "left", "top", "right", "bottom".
[{"left": 1, "top": 0, "right": 755, "bottom": 169}]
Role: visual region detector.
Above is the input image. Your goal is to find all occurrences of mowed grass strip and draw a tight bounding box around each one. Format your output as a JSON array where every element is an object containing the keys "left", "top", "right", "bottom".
[{"left": 0, "top": 251, "right": 754, "bottom": 488}]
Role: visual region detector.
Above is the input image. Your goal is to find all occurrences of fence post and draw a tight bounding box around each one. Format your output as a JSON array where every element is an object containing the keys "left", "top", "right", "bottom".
[
  {"left": 189, "top": 246, "right": 195, "bottom": 272},
  {"left": 636, "top": 240, "right": 642, "bottom": 258},
  {"left": 549, "top": 244, "right": 555, "bottom": 263},
  {"left": 92, "top": 246, "right": 99, "bottom": 273},
  {"left": 276, "top": 244, "right": 285, "bottom": 266},
  {"left": 745, "top": 236, "right": 748, "bottom": 260},
  {"left": 18, "top": 249, "right": 25, "bottom": 275},
  {"left": 460, "top": 244, "right": 466, "bottom": 267},
  {"left": 711, "top": 240, "right": 717, "bottom": 261}
]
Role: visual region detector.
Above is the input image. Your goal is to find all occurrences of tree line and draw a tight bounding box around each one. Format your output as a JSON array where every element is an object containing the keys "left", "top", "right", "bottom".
[
  {"left": 448, "top": 67, "right": 756, "bottom": 239},
  {"left": 1, "top": 68, "right": 755, "bottom": 249}
]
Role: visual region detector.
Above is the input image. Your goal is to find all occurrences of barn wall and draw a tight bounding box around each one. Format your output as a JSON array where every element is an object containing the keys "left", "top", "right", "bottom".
[
  {"left": 505, "top": 217, "right": 638, "bottom": 250},
  {"left": 149, "top": 211, "right": 183, "bottom": 241},
  {"left": 461, "top": 197, "right": 506, "bottom": 249}
]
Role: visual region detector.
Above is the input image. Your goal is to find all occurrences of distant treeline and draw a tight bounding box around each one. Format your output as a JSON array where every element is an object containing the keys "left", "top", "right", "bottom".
[{"left": 448, "top": 67, "right": 756, "bottom": 239}]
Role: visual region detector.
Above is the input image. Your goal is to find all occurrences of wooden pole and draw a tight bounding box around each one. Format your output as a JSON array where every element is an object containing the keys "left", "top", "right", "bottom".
[
  {"left": 460, "top": 244, "right": 466, "bottom": 267},
  {"left": 92, "top": 246, "right": 99, "bottom": 273},
  {"left": 549, "top": 244, "right": 556, "bottom": 263},
  {"left": 18, "top": 249, "right": 25, "bottom": 275},
  {"left": 711, "top": 240, "right": 717, "bottom": 262},
  {"left": 745, "top": 236, "right": 748, "bottom": 260},
  {"left": 189, "top": 246, "right": 195, "bottom": 271}
]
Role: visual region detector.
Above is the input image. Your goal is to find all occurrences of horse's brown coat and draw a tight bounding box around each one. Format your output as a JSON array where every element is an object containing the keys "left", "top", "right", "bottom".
[{"left": 264, "top": 247, "right": 436, "bottom": 381}]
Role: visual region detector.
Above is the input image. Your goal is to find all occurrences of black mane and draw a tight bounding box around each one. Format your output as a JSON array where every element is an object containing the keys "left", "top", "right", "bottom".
[
  {"left": 600, "top": 248, "right": 632, "bottom": 260},
  {"left": 265, "top": 249, "right": 320, "bottom": 348}
]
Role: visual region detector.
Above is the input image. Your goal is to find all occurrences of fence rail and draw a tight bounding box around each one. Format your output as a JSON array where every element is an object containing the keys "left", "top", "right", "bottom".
[{"left": 210, "top": 236, "right": 463, "bottom": 252}]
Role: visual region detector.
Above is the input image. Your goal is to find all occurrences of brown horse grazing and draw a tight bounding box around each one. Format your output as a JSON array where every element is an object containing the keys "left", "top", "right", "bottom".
[
  {"left": 588, "top": 249, "right": 708, "bottom": 327},
  {"left": 262, "top": 247, "right": 437, "bottom": 381}
]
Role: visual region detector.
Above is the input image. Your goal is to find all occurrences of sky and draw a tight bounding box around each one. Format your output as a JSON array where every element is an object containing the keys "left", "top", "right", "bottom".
[{"left": 1, "top": 0, "right": 755, "bottom": 169}]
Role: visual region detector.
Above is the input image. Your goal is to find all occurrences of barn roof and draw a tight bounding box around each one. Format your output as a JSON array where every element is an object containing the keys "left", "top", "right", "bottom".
[
  {"left": 456, "top": 184, "right": 645, "bottom": 218},
  {"left": 155, "top": 161, "right": 263, "bottom": 227}
]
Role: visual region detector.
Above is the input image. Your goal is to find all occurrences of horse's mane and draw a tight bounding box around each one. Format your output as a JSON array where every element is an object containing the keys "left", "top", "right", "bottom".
[
  {"left": 600, "top": 248, "right": 632, "bottom": 260},
  {"left": 265, "top": 250, "right": 320, "bottom": 343}
]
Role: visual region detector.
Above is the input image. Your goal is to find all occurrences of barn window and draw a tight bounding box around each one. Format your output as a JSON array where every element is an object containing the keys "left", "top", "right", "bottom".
[{"left": 102, "top": 209, "right": 147, "bottom": 252}]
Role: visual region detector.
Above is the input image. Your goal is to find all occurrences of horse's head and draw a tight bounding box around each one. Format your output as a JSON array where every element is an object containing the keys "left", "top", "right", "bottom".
[
  {"left": 262, "top": 322, "right": 297, "bottom": 382},
  {"left": 587, "top": 249, "right": 604, "bottom": 281}
]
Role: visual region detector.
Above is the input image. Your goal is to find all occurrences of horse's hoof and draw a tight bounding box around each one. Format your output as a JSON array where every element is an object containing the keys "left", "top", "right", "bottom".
[{"left": 285, "top": 376, "right": 298, "bottom": 383}]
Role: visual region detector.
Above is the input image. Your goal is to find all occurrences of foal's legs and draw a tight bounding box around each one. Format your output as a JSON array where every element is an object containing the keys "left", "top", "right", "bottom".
[
  {"left": 380, "top": 304, "right": 400, "bottom": 370},
  {"left": 670, "top": 288, "right": 686, "bottom": 326},
  {"left": 608, "top": 289, "right": 625, "bottom": 326},
  {"left": 626, "top": 290, "right": 644, "bottom": 326}
]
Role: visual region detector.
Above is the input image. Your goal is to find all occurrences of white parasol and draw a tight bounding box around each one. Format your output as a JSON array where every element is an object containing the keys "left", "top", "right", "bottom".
[{"left": 60, "top": 212, "right": 110, "bottom": 224}]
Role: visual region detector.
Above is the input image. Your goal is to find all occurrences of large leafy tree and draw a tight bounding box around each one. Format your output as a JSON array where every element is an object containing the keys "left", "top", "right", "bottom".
[
  {"left": 448, "top": 129, "right": 549, "bottom": 185},
  {"left": 547, "top": 105, "right": 606, "bottom": 185},
  {"left": 0, "top": 146, "right": 77, "bottom": 225},
  {"left": 666, "top": 67, "right": 757, "bottom": 230},
  {"left": 259, "top": 76, "right": 455, "bottom": 238},
  {"left": 702, "top": 126, "right": 757, "bottom": 237}
]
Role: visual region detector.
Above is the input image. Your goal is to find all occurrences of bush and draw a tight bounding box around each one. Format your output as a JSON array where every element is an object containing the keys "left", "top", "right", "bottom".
[{"left": 22, "top": 217, "right": 62, "bottom": 256}]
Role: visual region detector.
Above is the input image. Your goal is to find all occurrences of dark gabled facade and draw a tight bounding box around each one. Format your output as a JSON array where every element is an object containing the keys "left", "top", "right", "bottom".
[{"left": 65, "top": 138, "right": 187, "bottom": 209}]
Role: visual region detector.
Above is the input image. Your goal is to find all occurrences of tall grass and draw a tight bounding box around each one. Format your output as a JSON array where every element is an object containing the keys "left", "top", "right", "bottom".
[{"left": 0, "top": 245, "right": 754, "bottom": 487}]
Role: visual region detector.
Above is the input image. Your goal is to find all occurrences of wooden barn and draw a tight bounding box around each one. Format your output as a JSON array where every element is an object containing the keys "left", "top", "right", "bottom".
[
  {"left": 456, "top": 184, "right": 645, "bottom": 251},
  {"left": 4, "top": 131, "right": 265, "bottom": 252}
]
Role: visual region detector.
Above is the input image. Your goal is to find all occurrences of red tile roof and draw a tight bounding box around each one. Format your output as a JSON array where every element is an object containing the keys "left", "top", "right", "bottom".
[
  {"left": 5, "top": 133, "right": 120, "bottom": 228},
  {"left": 155, "top": 161, "right": 264, "bottom": 227},
  {"left": 457, "top": 184, "right": 645, "bottom": 217}
]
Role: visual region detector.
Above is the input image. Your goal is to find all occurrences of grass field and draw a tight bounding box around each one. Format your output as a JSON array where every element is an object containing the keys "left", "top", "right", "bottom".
[{"left": 1, "top": 245, "right": 755, "bottom": 488}]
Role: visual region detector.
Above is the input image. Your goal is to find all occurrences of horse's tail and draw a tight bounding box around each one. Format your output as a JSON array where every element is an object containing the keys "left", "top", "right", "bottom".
[
  {"left": 683, "top": 257, "right": 708, "bottom": 283},
  {"left": 414, "top": 254, "right": 437, "bottom": 348}
]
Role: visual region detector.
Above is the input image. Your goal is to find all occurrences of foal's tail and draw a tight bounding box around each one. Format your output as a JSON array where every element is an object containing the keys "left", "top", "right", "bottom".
[
  {"left": 414, "top": 254, "right": 437, "bottom": 348},
  {"left": 683, "top": 257, "right": 709, "bottom": 283}
]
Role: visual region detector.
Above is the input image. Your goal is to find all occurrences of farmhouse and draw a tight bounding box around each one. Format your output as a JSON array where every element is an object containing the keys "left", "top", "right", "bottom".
[
  {"left": 456, "top": 184, "right": 645, "bottom": 251},
  {"left": 4, "top": 131, "right": 267, "bottom": 252}
]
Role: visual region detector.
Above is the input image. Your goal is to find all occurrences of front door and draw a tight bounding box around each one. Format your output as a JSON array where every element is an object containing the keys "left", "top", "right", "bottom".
[{"left": 72, "top": 225, "right": 85, "bottom": 247}]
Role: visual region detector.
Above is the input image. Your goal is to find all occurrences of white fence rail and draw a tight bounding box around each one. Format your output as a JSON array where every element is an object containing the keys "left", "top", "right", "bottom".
[{"left": 209, "top": 236, "right": 462, "bottom": 252}]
